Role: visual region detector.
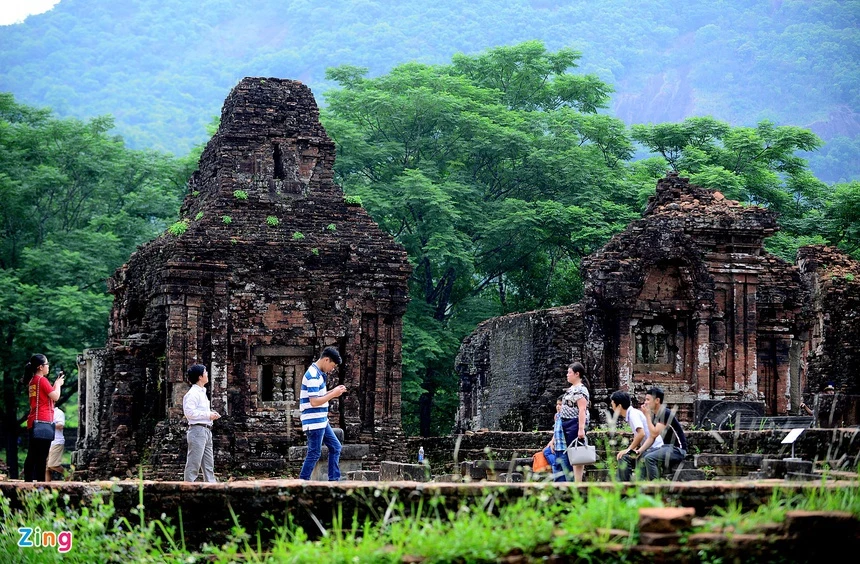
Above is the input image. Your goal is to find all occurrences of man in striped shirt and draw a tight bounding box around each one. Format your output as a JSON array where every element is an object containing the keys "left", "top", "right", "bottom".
[{"left": 299, "top": 347, "right": 347, "bottom": 480}]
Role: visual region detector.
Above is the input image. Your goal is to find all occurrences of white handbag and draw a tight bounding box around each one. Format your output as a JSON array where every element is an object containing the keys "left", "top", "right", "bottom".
[{"left": 566, "top": 437, "right": 597, "bottom": 465}]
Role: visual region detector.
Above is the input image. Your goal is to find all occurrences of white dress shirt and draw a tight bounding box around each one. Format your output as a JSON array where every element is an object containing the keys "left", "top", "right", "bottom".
[{"left": 183, "top": 384, "right": 212, "bottom": 426}]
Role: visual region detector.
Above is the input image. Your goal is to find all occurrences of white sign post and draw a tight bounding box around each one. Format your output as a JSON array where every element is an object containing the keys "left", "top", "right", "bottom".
[{"left": 781, "top": 428, "right": 805, "bottom": 461}]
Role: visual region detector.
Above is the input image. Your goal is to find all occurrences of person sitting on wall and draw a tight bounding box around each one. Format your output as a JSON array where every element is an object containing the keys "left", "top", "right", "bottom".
[
  {"left": 637, "top": 386, "right": 687, "bottom": 480},
  {"left": 610, "top": 390, "right": 663, "bottom": 481}
]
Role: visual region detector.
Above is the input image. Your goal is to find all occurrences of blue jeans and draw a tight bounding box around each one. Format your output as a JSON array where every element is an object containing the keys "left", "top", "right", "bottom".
[
  {"left": 552, "top": 449, "right": 572, "bottom": 482},
  {"left": 299, "top": 423, "right": 342, "bottom": 480},
  {"left": 543, "top": 445, "right": 557, "bottom": 468}
]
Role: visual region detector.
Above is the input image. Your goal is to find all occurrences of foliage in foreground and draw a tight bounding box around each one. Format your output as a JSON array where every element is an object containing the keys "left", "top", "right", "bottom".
[{"left": 1, "top": 480, "right": 858, "bottom": 563}]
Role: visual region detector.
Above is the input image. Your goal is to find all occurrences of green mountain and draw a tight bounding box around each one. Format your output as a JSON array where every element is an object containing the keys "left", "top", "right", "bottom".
[{"left": 1, "top": 0, "right": 858, "bottom": 181}]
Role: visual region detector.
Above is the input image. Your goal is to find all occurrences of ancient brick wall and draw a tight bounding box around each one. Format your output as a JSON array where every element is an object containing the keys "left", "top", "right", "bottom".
[
  {"left": 797, "top": 246, "right": 860, "bottom": 396},
  {"left": 74, "top": 78, "right": 411, "bottom": 479},
  {"left": 457, "top": 174, "right": 854, "bottom": 429},
  {"left": 455, "top": 305, "right": 585, "bottom": 432}
]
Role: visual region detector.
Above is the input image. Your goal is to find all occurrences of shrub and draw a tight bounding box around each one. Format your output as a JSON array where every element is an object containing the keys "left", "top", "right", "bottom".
[
  {"left": 195, "top": 211, "right": 204, "bottom": 220},
  {"left": 266, "top": 216, "right": 280, "bottom": 227},
  {"left": 233, "top": 190, "right": 249, "bottom": 200},
  {"left": 326, "top": 223, "right": 337, "bottom": 231},
  {"left": 222, "top": 215, "right": 232, "bottom": 224},
  {"left": 167, "top": 219, "right": 189, "bottom": 236},
  {"left": 192, "top": 190, "right": 200, "bottom": 197},
  {"left": 292, "top": 231, "right": 305, "bottom": 240},
  {"left": 345, "top": 195, "right": 363, "bottom": 206},
  {"left": 311, "top": 248, "right": 319, "bottom": 256}
]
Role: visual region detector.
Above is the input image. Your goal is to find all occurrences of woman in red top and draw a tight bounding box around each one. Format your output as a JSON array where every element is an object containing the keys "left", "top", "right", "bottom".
[{"left": 23, "top": 354, "right": 64, "bottom": 481}]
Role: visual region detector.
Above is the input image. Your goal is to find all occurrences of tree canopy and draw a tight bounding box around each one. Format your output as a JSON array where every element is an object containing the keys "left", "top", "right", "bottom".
[
  {"left": 0, "top": 93, "right": 190, "bottom": 476},
  {"left": 321, "top": 43, "right": 856, "bottom": 435}
]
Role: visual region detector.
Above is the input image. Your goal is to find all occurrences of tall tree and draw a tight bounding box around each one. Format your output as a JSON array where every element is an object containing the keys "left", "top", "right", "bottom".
[
  {"left": 631, "top": 116, "right": 831, "bottom": 261},
  {"left": 0, "top": 94, "right": 187, "bottom": 477},
  {"left": 322, "top": 42, "right": 637, "bottom": 435}
]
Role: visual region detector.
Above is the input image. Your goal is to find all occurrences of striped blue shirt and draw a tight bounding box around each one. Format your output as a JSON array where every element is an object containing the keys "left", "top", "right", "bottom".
[{"left": 299, "top": 364, "right": 329, "bottom": 431}]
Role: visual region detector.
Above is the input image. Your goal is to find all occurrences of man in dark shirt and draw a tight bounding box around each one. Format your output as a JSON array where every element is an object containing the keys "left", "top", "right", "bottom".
[{"left": 635, "top": 386, "right": 688, "bottom": 480}]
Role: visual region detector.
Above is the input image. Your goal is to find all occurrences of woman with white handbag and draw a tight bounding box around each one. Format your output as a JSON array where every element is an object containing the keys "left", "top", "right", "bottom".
[
  {"left": 23, "top": 354, "right": 64, "bottom": 482},
  {"left": 553, "top": 362, "right": 591, "bottom": 482}
]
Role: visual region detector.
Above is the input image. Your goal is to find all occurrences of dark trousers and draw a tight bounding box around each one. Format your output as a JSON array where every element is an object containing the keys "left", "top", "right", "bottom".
[{"left": 24, "top": 432, "right": 52, "bottom": 482}]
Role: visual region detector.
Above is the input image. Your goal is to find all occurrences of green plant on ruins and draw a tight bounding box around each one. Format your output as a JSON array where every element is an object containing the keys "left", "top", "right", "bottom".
[
  {"left": 233, "top": 189, "right": 248, "bottom": 200},
  {"left": 266, "top": 216, "right": 279, "bottom": 227},
  {"left": 167, "top": 219, "right": 189, "bottom": 236}
]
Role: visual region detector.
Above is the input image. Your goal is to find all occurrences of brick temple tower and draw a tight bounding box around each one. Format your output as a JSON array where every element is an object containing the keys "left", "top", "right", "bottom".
[{"left": 74, "top": 78, "right": 411, "bottom": 479}]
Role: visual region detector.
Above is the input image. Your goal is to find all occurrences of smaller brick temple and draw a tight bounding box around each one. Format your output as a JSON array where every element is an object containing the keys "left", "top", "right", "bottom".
[
  {"left": 73, "top": 78, "right": 411, "bottom": 479},
  {"left": 456, "top": 173, "right": 860, "bottom": 431}
]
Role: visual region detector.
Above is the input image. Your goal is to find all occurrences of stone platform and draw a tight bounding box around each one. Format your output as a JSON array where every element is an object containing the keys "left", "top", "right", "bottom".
[{"left": 2, "top": 479, "right": 857, "bottom": 549}]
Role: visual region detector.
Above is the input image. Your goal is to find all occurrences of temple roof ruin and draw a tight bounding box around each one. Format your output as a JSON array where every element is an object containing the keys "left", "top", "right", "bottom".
[{"left": 457, "top": 173, "right": 860, "bottom": 431}]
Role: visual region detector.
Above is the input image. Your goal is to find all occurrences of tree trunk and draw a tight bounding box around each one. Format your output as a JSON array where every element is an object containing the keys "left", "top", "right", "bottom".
[
  {"left": 2, "top": 366, "right": 19, "bottom": 479},
  {"left": 419, "top": 390, "right": 432, "bottom": 437}
]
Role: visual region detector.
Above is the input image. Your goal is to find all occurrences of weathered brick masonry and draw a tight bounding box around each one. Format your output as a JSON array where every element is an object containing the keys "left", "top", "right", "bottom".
[
  {"left": 74, "top": 78, "right": 411, "bottom": 479},
  {"left": 457, "top": 174, "right": 860, "bottom": 430}
]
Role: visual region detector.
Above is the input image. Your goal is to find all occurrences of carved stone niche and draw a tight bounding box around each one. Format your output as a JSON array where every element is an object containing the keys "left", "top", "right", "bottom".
[
  {"left": 633, "top": 317, "right": 679, "bottom": 375},
  {"left": 630, "top": 263, "right": 696, "bottom": 383},
  {"left": 253, "top": 345, "right": 315, "bottom": 411}
]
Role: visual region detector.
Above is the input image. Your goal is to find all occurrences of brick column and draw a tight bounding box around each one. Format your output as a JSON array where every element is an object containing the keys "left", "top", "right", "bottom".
[{"left": 695, "top": 317, "right": 710, "bottom": 396}]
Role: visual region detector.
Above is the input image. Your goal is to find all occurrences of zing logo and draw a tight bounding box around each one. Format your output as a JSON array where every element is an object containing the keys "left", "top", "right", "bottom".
[{"left": 17, "top": 527, "right": 73, "bottom": 553}]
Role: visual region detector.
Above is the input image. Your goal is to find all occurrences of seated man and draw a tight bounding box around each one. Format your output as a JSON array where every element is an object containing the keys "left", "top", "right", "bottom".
[
  {"left": 637, "top": 386, "right": 687, "bottom": 480},
  {"left": 610, "top": 391, "right": 663, "bottom": 481}
]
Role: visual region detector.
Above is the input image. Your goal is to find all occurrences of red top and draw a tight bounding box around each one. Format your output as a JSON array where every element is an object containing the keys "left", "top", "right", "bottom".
[{"left": 27, "top": 375, "right": 54, "bottom": 428}]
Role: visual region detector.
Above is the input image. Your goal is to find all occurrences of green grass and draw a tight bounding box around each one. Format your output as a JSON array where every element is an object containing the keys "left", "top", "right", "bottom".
[{"left": 2, "top": 481, "right": 858, "bottom": 563}]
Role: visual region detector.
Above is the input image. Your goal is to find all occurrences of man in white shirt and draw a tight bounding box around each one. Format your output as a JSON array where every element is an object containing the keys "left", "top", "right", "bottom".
[
  {"left": 610, "top": 390, "right": 663, "bottom": 481},
  {"left": 183, "top": 364, "right": 220, "bottom": 482},
  {"left": 45, "top": 406, "right": 65, "bottom": 481},
  {"left": 298, "top": 347, "right": 346, "bottom": 480}
]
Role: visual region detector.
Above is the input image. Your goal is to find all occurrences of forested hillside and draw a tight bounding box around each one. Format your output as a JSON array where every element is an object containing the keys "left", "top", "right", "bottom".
[{"left": 1, "top": 0, "right": 858, "bottom": 181}]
